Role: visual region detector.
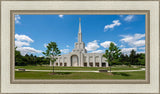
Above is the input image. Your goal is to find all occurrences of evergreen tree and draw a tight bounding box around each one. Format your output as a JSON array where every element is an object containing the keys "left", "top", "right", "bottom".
[
  {"left": 15, "top": 47, "right": 24, "bottom": 66},
  {"left": 137, "top": 53, "right": 145, "bottom": 66},
  {"left": 129, "top": 50, "right": 136, "bottom": 65}
]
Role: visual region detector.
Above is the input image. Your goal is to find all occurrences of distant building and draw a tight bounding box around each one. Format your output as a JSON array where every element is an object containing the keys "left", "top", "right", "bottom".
[{"left": 51, "top": 18, "right": 108, "bottom": 67}]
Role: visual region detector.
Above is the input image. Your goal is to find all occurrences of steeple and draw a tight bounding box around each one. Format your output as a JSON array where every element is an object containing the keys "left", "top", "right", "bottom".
[
  {"left": 72, "top": 18, "right": 87, "bottom": 53},
  {"left": 79, "top": 18, "right": 81, "bottom": 33},
  {"left": 78, "top": 18, "right": 82, "bottom": 42}
]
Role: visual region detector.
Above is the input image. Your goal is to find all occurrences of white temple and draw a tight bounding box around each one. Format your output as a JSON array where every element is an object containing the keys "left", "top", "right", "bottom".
[{"left": 51, "top": 18, "right": 108, "bottom": 67}]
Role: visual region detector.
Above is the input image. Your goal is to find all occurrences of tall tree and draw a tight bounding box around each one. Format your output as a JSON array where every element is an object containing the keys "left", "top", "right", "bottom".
[
  {"left": 129, "top": 50, "right": 136, "bottom": 65},
  {"left": 137, "top": 53, "right": 145, "bottom": 66},
  {"left": 119, "top": 54, "right": 125, "bottom": 65},
  {"left": 124, "top": 54, "right": 130, "bottom": 66},
  {"left": 42, "top": 42, "right": 61, "bottom": 73},
  {"left": 103, "top": 42, "right": 121, "bottom": 72},
  {"left": 15, "top": 47, "right": 23, "bottom": 66}
]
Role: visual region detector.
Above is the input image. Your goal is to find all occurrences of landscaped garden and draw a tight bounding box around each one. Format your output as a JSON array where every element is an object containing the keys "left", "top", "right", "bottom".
[
  {"left": 15, "top": 65, "right": 144, "bottom": 71},
  {"left": 15, "top": 70, "right": 145, "bottom": 79},
  {"left": 15, "top": 65, "right": 145, "bottom": 79}
]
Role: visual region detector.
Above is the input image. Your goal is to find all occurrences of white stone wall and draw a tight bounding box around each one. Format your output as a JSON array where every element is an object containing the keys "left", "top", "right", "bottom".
[{"left": 52, "top": 53, "right": 108, "bottom": 67}]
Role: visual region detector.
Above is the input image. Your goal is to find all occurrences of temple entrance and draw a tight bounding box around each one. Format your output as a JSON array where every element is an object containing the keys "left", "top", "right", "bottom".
[
  {"left": 95, "top": 63, "right": 99, "bottom": 67},
  {"left": 89, "top": 63, "right": 93, "bottom": 67},
  {"left": 102, "top": 63, "right": 106, "bottom": 67},
  {"left": 71, "top": 55, "right": 78, "bottom": 66},
  {"left": 83, "top": 62, "right": 87, "bottom": 67},
  {"left": 64, "top": 63, "right": 67, "bottom": 66}
]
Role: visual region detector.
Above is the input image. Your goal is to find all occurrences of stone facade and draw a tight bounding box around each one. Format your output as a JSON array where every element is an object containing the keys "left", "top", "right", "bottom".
[{"left": 50, "top": 18, "right": 108, "bottom": 67}]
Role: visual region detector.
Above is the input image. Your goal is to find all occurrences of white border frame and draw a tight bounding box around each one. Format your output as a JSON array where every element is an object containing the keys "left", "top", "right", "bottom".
[{"left": 1, "top": 1, "right": 159, "bottom": 93}]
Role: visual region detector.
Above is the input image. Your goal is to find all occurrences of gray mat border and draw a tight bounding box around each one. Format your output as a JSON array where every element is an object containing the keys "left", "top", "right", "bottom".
[{"left": 10, "top": 10, "right": 150, "bottom": 84}]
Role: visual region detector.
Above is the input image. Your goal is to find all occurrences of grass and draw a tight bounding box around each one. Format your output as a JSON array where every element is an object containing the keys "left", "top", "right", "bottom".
[
  {"left": 15, "top": 71, "right": 145, "bottom": 79},
  {"left": 15, "top": 65, "right": 143, "bottom": 71},
  {"left": 15, "top": 65, "right": 145, "bottom": 79}
]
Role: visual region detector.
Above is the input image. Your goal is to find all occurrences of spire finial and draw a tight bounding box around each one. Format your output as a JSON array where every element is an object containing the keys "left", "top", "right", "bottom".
[
  {"left": 79, "top": 18, "right": 81, "bottom": 33},
  {"left": 78, "top": 18, "right": 82, "bottom": 42}
]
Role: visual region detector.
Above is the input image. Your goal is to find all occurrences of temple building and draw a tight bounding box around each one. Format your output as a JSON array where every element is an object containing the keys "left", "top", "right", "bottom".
[{"left": 50, "top": 18, "right": 108, "bottom": 67}]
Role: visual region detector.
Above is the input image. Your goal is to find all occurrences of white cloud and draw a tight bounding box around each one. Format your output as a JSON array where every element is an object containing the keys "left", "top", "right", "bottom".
[
  {"left": 60, "top": 49, "right": 69, "bottom": 54},
  {"left": 66, "top": 45, "right": 69, "bottom": 48},
  {"left": 15, "top": 41, "right": 30, "bottom": 47},
  {"left": 120, "top": 34, "right": 145, "bottom": 54},
  {"left": 59, "top": 15, "right": 64, "bottom": 18},
  {"left": 134, "top": 33, "right": 145, "bottom": 40},
  {"left": 139, "top": 47, "right": 145, "bottom": 50},
  {"left": 15, "top": 15, "right": 21, "bottom": 24},
  {"left": 17, "top": 47, "right": 42, "bottom": 56},
  {"left": 120, "top": 45, "right": 125, "bottom": 48},
  {"left": 39, "top": 55, "right": 43, "bottom": 57},
  {"left": 15, "top": 34, "right": 34, "bottom": 43},
  {"left": 104, "top": 20, "right": 121, "bottom": 31},
  {"left": 91, "top": 50, "right": 104, "bottom": 53},
  {"left": 121, "top": 48, "right": 137, "bottom": 54},
  {"left": 15, "top": 34, "right": 33, "bottom": 47},
  {"left": 15, "top": 34, "right": 42, "bottom": 56},
  {"left": 120, "top": 33, "right": 145, "bottom": 47},
  {"left": 133, "top": 40, "right": 145, "bottom": 47},
  {"left": 85, "top": 40, "right": 100, "bottom": 51},
  {"left": 100, "top": 41, "right": 116, "bottom": 48},
  {"left": 44, "top": 43, "right": 48, "bottom": 48},
  {"left": 120, "top": 35, "right": 133, "bottom": 43},
  {"left": 124, "top": 15, "right": 134, "bottom": 22}
]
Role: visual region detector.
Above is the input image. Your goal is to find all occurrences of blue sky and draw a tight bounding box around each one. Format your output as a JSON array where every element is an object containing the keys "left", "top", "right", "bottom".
[{"left": 15, "top": 14, "right": 145, "bottom": 56}]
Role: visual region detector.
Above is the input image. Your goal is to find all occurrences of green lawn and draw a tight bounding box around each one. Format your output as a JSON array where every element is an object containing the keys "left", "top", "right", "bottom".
[
  {"left": 15, "top": 65, "right": 143, "bottom": 71},
  {"left": 15, "top": 65, "right": 145, "bottom": 79},
  {"left": 15, "top": 71, "right": 145, "bottom": 79}
]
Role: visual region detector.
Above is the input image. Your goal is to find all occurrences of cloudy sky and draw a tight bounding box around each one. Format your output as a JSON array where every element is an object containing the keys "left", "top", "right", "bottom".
[{"left": 15, "top": 14, "right": 145, "bottom": 56}]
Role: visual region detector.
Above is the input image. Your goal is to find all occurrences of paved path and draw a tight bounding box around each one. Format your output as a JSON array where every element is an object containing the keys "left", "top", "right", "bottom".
[{"left": 15, "top": 68, "right": 145, "bottom": 73}]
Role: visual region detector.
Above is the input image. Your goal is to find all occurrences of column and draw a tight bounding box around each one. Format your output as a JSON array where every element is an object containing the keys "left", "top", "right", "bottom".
[
  {"left": 50, "top": 60, "right": 52, "bottom": 66},
  {"left": 81, "top": 54, "right": 83, "bottom": 67},
  {"left": 93, "top": 55, "right": 95, "bottom": 67},
  {"left": 106, "top": 62, "right": 108, "bottom": 67},
  {"left": 99, "top": 56, "right": 102, "bottom": 67},
  {"left": 87, "top": 56, "right": 90, "bottom": 67},
  {"left": 78, "top": 54, "right": 80, "bottom": 66},
  {"left": 68, "top": 56, "right": 71, "bottom": 66},
  {"left": 62, "top": 56, "right": 64, "bottom": 66},
  {"left": 58, "top": 57, "right": 60, "bottom": 66}
]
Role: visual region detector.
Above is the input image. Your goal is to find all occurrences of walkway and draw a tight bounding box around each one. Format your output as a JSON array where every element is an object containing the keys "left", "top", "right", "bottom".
[{"left": 15, "top": 68, "right": 145, "bottom": 73}]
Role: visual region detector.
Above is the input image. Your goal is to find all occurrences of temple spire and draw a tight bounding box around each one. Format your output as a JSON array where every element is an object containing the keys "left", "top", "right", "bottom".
[
  {"left": 79, "top": 18, "right": 81, "bottom": 33},
  {"left": 78, "top": 18, "right": 82, "bottom": 42}
]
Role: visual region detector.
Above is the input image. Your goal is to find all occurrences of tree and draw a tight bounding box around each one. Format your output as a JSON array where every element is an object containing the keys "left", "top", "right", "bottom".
[
  {"left": 124, "top": 54, "right": 130, "bottom": 66},
  {"left": 15, "top": 47, "right": 24, "bottom": 66},
  {"left": 137, "top": 53, "right": 145, "bottom": 66},
  {"left": 119, "top": 54, "right": 125, "bottom": 65},
  {"left": 103, "top": 42, "right": 121, "bottom": 72},
  {"left": 15, "top": 47, "right": 51, "bottom": 66},
  {"left": 129, "top": 50, "right": 136, "bottom": 65},
  {"left": 42, "top": 42, "right": 61, "bottom": 73}
]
